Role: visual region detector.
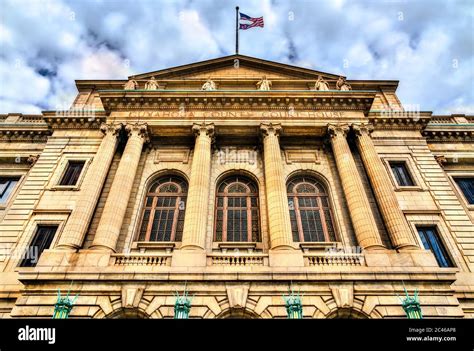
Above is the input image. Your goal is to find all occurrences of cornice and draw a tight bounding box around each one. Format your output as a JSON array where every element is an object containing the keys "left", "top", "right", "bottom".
[
  {"left": 369, "top": 112, "right": 474, "bottom": 137},
  {"left": 0, "top": 114, "right": 51, "bottom": 142},
  {"left": 0, "top": 111, "right": 107, "bottom": 139},
  {"left": 42, "top": 111, "right": 107, "bottom": 129},
  {"left": 98, "top": 91, "right": 376, "bottom": 113},
  {"left": 423, "top": 115, "right": 474, "bottom": 141},
  {"left": 422, "top": 128, "right": 474, "bottom": 141},
  {"left": 368, "top": 116, "right": 432, "bottom": 130},
  {"left": 16, "top": 267, "right": 458, "bottom": 283},
  {"left": 0, "top": 129, "right": 50, "bottom": 142}
]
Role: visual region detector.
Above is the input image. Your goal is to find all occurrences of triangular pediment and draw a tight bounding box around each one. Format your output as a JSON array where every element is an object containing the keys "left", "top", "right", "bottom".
[
  {"left": 75, "top": 54, "right": 399, "bottom": 94},
  {"left": 130, "top": 54, "right": 340, "bottom": 81}
]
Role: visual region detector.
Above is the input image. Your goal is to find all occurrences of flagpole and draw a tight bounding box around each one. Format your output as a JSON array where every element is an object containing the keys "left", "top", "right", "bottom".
[{"left": 235, "top": 6, "right": 239, "bottom": 54}]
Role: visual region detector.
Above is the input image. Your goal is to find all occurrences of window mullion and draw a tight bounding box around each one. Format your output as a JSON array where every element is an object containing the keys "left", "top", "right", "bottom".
[
  {"left": 247, "top": 195, "right": 252, "bottom": 242},
  {"left": 223, "top": 195, "right": 228, "bottom": 242},
  {"left": 294, "top": 195, "right": 305, "bottom": 242},
  {"left": 318, "top": 196, "right": 330, "bottom": 242},
  {"left": 170, "top": 196, "right": 180, "bottom": 242},
  {"left": 145, "top": 196, "right": 157, "bottom": 241}
]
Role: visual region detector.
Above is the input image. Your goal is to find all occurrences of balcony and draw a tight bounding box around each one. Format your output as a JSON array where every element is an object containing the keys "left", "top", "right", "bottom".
[
  {"left": 304, "top": 253, "right": 365, "bottom": 266},
  {"left": 111, "top": 253, "right": 172, "bottom": 266},
  {"left": 209, "top": 253, "right": 268, "bottom": 266}
]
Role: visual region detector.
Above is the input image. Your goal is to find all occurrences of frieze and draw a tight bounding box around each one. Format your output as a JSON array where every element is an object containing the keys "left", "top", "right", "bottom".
[{"left": 127, "top": 110, "right": 354, "bottom": 119}]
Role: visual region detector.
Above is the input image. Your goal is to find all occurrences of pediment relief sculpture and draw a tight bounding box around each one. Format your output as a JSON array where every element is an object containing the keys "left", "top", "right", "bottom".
[
  {"left": 313, "top": 75, "right": 330, "bottom": 91},
  {"left": 201, "top": 77, "right": 217, "bottom": 91},
  {"left": 144, "top": 76, "right": 160, "bottom": 90},
  {"left": 336, "top": 76, "right": 352, "bottom": 91},
  {"left": 256, "top": 75, "right": 272, "bottom": 91},
  {"left": 124, "top": 79, "right": 138, "bottom": 90}
]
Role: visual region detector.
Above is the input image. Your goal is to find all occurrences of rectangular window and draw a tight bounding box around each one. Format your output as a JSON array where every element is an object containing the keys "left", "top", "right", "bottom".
[
  {"left": 417, "top": 226, "right": 453, "bottom": 267},
  {"left": 20, "top": 225, "right": 58, "bottom": 267},
  {"left": 59, "top": 161, "right": 85, "bottom": 186},
  {"left": 454, "top": 177, "right": 474, "bottom": 204},
  {"left": 0, "top": 177, "right": 20, "bottom": 205},
  {"left": 389, "top": 161, "right": 415, "bottom": 186}
]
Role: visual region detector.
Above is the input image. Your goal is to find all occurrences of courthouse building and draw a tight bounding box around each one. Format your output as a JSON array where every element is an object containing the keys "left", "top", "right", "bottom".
[{"left": 0, "top": 55, "right": 473, "bottom": 318}]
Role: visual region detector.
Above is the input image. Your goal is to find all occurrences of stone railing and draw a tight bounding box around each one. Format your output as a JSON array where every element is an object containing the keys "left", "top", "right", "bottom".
[
  {"left": 430, "top": 116, "right": 456, "bottom": 124},
  {"left": 111, "top": 254, "right": 172, "bottom": 266},
  {"left": 209, "top": 254, "right": 267, "bottom": 266},
  {"left": 304, "top": 253, "right": 364, "bottom": 267},
  {"left": 430, "top": 115, "right": 473, "bottom": 125},
  {"left": 18, "top": 115, "right": 46, "bottom": 123}
]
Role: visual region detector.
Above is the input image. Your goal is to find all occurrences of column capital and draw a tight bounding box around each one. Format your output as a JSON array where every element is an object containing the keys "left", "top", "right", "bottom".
[
  {"left": 352, "top": 123, "right": 374, "bottom": 137},
  {"left": 260, "top": 122, "right": 282, "bottom": 138},
  {"left": 327, "top": 123, "right": 350, "bottom": 138},
  {"left": 100, "top": 122, "right": 122, "bottom": 136},
  {"left": 125, "top": 122, "right": 150, "bottom": 143},
  {"left": 192, "top": 122, "right": 215, "bottom": 138}
]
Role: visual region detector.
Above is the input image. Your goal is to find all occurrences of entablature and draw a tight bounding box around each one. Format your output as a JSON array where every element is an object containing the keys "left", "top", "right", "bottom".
[{"left": 97, "top": 90, "right": 376, "bottom": 114}]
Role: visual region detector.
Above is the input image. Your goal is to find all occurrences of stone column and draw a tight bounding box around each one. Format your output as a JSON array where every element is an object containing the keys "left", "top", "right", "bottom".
[
  {"left": 90, "top": 123, "right": 149, "bottom": 252},
  {"left": 56, "top": 123, "right": 121, "bottom": 250},
  {"left": 180, "top": 123, "right": 214, "bottom": 250},
  {"left": 353, "top": 123, "right": 418, "bottom": 250},
  {"left": 328, "top": 124, "right": 384, "bottom": 250},
  {"left": 260, "top": 123, "right": 294, "bottom": 250}
]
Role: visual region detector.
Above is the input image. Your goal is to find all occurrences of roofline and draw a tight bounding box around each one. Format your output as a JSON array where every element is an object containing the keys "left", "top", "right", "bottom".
[
  {"left": 74, "top": 78, "right": 400, "bottom": 92},
  {"left": 129, "top": 54, "right": 342, "bottom": 80},
  {"left": 73, "top": 54, "right": 399, "bottom": 91}
]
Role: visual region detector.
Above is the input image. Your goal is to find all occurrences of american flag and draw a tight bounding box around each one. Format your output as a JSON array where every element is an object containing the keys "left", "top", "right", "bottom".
[{"left": 239, "top": 12, "right": 264, "bottom": 30}]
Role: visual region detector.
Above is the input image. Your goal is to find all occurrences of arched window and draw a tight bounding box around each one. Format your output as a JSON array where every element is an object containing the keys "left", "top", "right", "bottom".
[
  {"left": 215, "top": 175, "right": 260, "bottom": 242},
  {"left": 287, "top": 176, "right": 336, "bottom": 242},
  {"left": 138, "top": 175, "right": 187, "bottom": 242}
]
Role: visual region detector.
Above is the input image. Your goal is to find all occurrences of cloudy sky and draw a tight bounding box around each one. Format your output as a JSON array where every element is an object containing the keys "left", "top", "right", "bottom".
[{"left": 0, "top": 0, "right": 473, "bottom": 114}]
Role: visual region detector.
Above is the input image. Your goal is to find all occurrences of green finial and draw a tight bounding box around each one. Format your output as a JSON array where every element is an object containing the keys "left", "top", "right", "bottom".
[
  {"left": 52, "top": 283, "right": 78, "bottom": 319},
  {"left": 398, "top": 284, "right": 423, "bottom": 319},
  {"left": 283, "top": 284, "right": 303, "bottom": 319},
  {"left": 174, "top": 283, "right": 192, "bottom": 319}
]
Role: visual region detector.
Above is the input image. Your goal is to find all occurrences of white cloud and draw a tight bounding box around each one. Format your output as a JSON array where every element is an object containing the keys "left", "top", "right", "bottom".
[
  {"left": 0, "top": 99, "right": 42, "bottom": 114},
  {"left": 57, "top": 47, "right": 131, "bottom": 81},
  {"left": 0, "top": 59, "right": 50, "bottom": 103},
  {"left": 0, "top": 0, "right": 471, "bottom": 115}
]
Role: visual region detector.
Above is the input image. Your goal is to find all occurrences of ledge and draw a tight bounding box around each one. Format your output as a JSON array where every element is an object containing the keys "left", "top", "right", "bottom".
[
  {"left": 15, "top": 267, "right": 459, "bottom": 284},
  {"left": 134, "top": 242, "right": 176, "bottom": 252},
  {"left": 216, "top": 242, "right": 259, "bottom": 252},
  {"left": 299, "top": 242, "right": 338, "bottom": 253}
]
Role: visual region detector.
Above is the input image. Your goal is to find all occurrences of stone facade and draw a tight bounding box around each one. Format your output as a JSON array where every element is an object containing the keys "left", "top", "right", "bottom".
[{"left": 0, "top": 55, "right": 473, "bottom": 318}]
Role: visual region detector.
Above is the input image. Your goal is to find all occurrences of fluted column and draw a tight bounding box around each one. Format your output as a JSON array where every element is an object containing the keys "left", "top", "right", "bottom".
[
  {"left": 353, "top": 123, "right": 418, "bottom": 250},
  {"left": 56, "top": 123, "right": 121, "bottom": 250},
  {"left": 90, "top": 123, "right": 149, "bottom": 252},
  {"left": 328, "top": 124, "right": 384, "bottom": 250},
  {"left": 260, "top": 123, "right": 294, "bottom": 250},
  {"left": 181, "top": 123, "right": 214, "bottom": 250}
]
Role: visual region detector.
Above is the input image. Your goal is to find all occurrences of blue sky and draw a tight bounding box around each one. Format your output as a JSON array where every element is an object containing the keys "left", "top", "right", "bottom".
[{"left": 0, "top": 0, "right": 473, "bottom": 114}]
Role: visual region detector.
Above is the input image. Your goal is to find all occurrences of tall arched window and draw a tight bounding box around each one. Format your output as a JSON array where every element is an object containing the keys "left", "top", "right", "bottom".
[
  {"left": 138, "top": 175, "right": 187, "bottom": 242},
  {"left": 215, "top": 175, "right": 260, "bottom": 242},
  {"left": 287, "top": 175, "right": 336, "bottom": 242}
]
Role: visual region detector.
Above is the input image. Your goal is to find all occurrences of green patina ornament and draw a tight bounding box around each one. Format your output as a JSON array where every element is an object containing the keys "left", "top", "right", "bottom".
[
  {"left": 52, "top": 289, "right": 78, "bottom": 319},
  {"left": 174, "top": 285, "right": 192, "bottom": 319},
  {"left": 283, "top": 288, "right": 303, "bottom": 319},
  {"left": 399, "top": 287, "right": 423, "bottom": 319}
]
